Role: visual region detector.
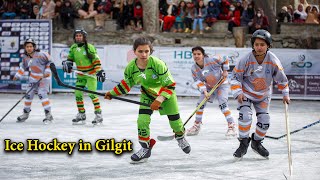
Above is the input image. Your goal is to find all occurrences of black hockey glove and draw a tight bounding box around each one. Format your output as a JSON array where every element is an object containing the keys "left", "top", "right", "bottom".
[
  {"left": 96, "top": 70, "right": 106, "bottom": 82},
  {"left": 62, "top": 60, "right": 73, "bottom": 73}
]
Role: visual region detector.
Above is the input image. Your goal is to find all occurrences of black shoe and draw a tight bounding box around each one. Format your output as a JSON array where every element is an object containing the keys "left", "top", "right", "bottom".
[
  {"left": 175, "top": 134, "right": 191, "bottom": 154},
  {"left": 233, "top": 137, "right": 251, "bottom": 159},
  {"left": 131, "top": 139, "right": 156, "bottom": 163},
  {"left": 251, "top": 133, "right": 269, "bottom": 158}
]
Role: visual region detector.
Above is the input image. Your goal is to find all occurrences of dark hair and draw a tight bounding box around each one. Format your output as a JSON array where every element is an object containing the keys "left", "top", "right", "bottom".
[
  {"left": 133, "top": 37, "right": 154, "bottom": 54},
  {"left": 73, "top": 28, "right": 94, "bottom": 60},
  {"left": 191, "top": 46, "right": 207, "bottom": 57}
]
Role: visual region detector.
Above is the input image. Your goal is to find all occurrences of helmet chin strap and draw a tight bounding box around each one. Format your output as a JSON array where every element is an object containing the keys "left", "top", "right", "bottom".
[{"left": 254, "top": 53, "right": 266, "bottom": 57}]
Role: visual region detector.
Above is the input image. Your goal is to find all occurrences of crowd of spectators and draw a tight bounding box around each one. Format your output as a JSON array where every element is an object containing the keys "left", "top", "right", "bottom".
[
  {"left": 0, "top": 0, "right": 319, "bottom": 34},
  {"left": 0, "top": 0, "right": 144, "bottom": 31},
  {"left": 159, "top": 0, "right": 268, "bottom": 34},
  {"left": 276, "top": 0, "right": 319, "bottom": 33}
]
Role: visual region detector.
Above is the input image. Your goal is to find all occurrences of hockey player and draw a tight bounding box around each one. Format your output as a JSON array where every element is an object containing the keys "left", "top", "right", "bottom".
[
  {"left": 186, "top": 46, "right": 236, "bottom": 137},
  {"left": 13, "top": 38, "right": 53, "bottom": 124},
  {"left": 231, "top": 29, "right": 290, "bottom": 160},
  {"left": 104, "top": 37, "right": 191, "bottom": 163},
  {"left": 62, "top": 29, "right": 106, "bottom": 125}
]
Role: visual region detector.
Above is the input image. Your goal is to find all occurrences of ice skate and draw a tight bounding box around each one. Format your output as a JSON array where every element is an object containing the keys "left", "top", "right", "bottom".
[
  {"left": 43, "top": 111, "right": 53, "bottom": 125},
  {"left": 233, "top": 137, "right": 251, "bottom": 161},
  {"left": 226, "top": 122, "right": 237, "bottom": 137},
  {"left": 72, "top": 112, "right": 86, "bottom": 125},
  {"left": 92, "top": 111, "right": 103, "bottom": 125},
  {"left": 130, "top": 139, "right": 156, "bottom": 164},
  {"left": 175, "top": 134, "right": 191, "bottom": 154},
  {"left": 17, "top": 109, "right": 30, "bottom": 123},
  {"left": 251, "top": 133, "right": 269, "bottom": 159},
  {"left": 186, "top": 122, "right": 201, "bottom": 136}
]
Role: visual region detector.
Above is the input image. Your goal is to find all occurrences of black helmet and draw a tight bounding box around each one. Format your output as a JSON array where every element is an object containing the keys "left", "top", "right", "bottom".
[
  {"left": 24, "top": 38, "right": 36, "bottom": 48},
  {"left": 251, "top": 29, "right": 272, "bottom": 47},
  {"left": 73, "top": 28, "right": 87, "bottom": 41}
]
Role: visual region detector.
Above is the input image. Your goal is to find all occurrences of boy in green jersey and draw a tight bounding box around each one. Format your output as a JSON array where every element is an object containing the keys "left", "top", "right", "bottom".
[
  {"left": 62, "top": 29, "right": 106, "bottom": 125},
  {"left": 104, "top": 37, "right": 191, "bottom": 163}
]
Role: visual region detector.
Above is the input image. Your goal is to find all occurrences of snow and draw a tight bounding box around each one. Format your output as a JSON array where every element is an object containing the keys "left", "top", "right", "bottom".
[{"left": 0, "top": 93, "right": 319, "bottom": 180}]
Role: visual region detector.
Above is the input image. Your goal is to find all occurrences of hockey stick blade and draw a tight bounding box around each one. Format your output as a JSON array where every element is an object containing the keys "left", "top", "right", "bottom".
[
  {"left": 157, "top": 135, "right": 175, "bottom": 141},
  {"left": 157, "top": 77, "right": 225, "bottom": 141},
  {"left": 49, "top": 63, "right": 152, "bottom": 108},
  {"left": 266, "top": 119, "right": 320, "bottom": 140}
]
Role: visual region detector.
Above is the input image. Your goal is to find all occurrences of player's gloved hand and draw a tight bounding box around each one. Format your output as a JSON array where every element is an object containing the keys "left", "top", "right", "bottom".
[
  {"left": 150, "top": 96, "right": 166, "bottom": 110},
  {"left": 104, "top": 91, "right": 112, "bottom": 100},
  {"left": 283, "top": 96, "right": 290, "bottom": 104},
  {"left": 13, "top": 76, "right": 18, "bottom": 81},
  {"left": 96, "top": 70, "right": 106, "bottom": 82},
  {"left": 62, "top": 60, "right": 73, "bottom": 73}
]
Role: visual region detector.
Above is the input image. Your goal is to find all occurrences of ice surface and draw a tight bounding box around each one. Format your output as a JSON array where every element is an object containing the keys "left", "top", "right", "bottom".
[{"left": 0, "top": 93, "right": 319, "bottom": 180}]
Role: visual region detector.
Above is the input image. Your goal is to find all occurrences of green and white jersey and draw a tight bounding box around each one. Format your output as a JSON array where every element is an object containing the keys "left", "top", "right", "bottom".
[
  {"left": 67, "top": 43, "right": 102, "bottom": 74},
  {"left": 110, "top": 56, "right": 176, "bottom": 99}
]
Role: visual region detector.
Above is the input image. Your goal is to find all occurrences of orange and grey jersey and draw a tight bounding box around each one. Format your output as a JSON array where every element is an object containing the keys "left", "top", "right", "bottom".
[
  {"left": 15, "top": 51, "right": 52, "bottom": 83},
  {"left": 191, "top": 55, "right": 230, "bottom": 92},
  {"left": 231, "top": 51, "right": 289, "bottom": 101}
]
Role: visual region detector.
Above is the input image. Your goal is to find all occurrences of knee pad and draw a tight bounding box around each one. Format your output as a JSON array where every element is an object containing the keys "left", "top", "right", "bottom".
[
  {"left": 219, "top": 102, "right": 227, "bottom": 110},
  {"left": 37, "top": 90, "right": 48, "bottom": 100},
  {"left": 257, "top": 113, "right": 270, "bottom": 130},
  {"left": 88, "top": 93, "right": 97, "bottom": 99},
  {"left": 239, "top": 106, "right": 252, "bottom": 122}
]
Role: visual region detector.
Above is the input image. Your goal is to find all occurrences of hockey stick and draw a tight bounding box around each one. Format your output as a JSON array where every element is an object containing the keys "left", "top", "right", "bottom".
[
  {"left": 157, "top": 77, "right": 225, "bottom": 141},
  {"left": 0, "top": 78, "right": 42, "bottom": 123},
  {"left": 71, "top": 69, "right": 121, "bottom": 84},
  {"left": 50, "top": 63, "right": 152, "bottom": 108},
  {"left": 285, "top": 103, "right": 293, "bottom": 177},
  {"left": 265, "top": 119, "right": 320, "bottom": 140}
]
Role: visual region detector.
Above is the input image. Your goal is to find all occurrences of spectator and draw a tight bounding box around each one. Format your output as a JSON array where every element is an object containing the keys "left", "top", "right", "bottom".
[
  {"left": 163, "top": 0, "right": 178, "bottom": 32},
  {"left": 293, "top": 3, "right": 307, "bottom": 23},
  {"left": 19, "top": 0, "right": 32, "bottom": 19},
  {"left": 184, "top": 1, "right": 194, "bottom": 33},
  {"left": 41, "top": 0, "right": 56, "bottom": 19},
  {"left": 277, "top": 6, "right": 292, "bottom": 34},
  {"left": 173, "top": 0, "right": 186, "bottom": 33},
  {"left": 121, "top": 0, "right": 133, "bottom": 30},
  {"left": 305, "top": 5, "right": 319, "bottom": 24},
  {"left": 287, "top": 5, "right": 294, "bottom": 17},
  {"left": 53, "top": 0, "right": 63, "bottom": 30},
  {"left": 240, "top": 0, "right": 254, "bottom": 26},
  {"left": 111, "top": 0, "right": 123, "bottom": 20},
  {"left": 60, "top": 0, "right": 76, "bottom": 30},
  {"left": 1, "top": 0, "right": 17, "bottom": 19},
  {"left": 70, "top": 0, "right": 83, "bottom": 17},
  {"left": 134, "top": 0, "right": 143, "bottom": 30},
  {"left": 78, "top": 0, "right": 98, "bottom": 19},
  {"left": 235, "top": 0, "right": 243, "bottom": 15},
  {"left": 305, "top": 5, "right": 311, "bottom": 14},
  {"left": 30, "top": 5, "right": 41, "bottom": 19},
  {"left": 192, "top": 0, "right": 207, "bottom": 34},
  {"left": 277, "top": 6, "right": 292, "bottom": 23},
  {"left": 205, "top": 0, "right": 219, "bottom": 30},
  {"left": 250, "top": 8, "right": 269, "bottom": 33},
  {"left": 218, "top": 0, "right": 231, "bottom": 20},
  {"left": 94, "top": 2, "right": 108, "bottom": 31},
  {"left": 227, "top": 4, "right": 241, "bottom": 33}
]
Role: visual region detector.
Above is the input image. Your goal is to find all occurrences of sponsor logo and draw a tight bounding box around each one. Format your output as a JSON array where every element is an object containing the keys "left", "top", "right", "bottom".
[
  {"left": 152, "top": 74, "right": 158, "bottom": 79},
  {"left": 291, "top": 54, "right": 312, "bottom": 68}
]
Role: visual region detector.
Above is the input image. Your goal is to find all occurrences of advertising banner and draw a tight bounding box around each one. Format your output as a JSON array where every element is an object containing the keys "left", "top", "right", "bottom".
[
  {"left": 51, "top": 44, "right": 105, "bottom": 92},
  {"left": 0, "top": 20, "right": 52, "bottom": 92}
]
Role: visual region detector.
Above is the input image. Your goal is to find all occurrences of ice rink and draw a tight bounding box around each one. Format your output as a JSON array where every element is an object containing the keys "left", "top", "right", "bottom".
[{"left": 0, "top": 93, "right": 319, "bottom": 180}]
